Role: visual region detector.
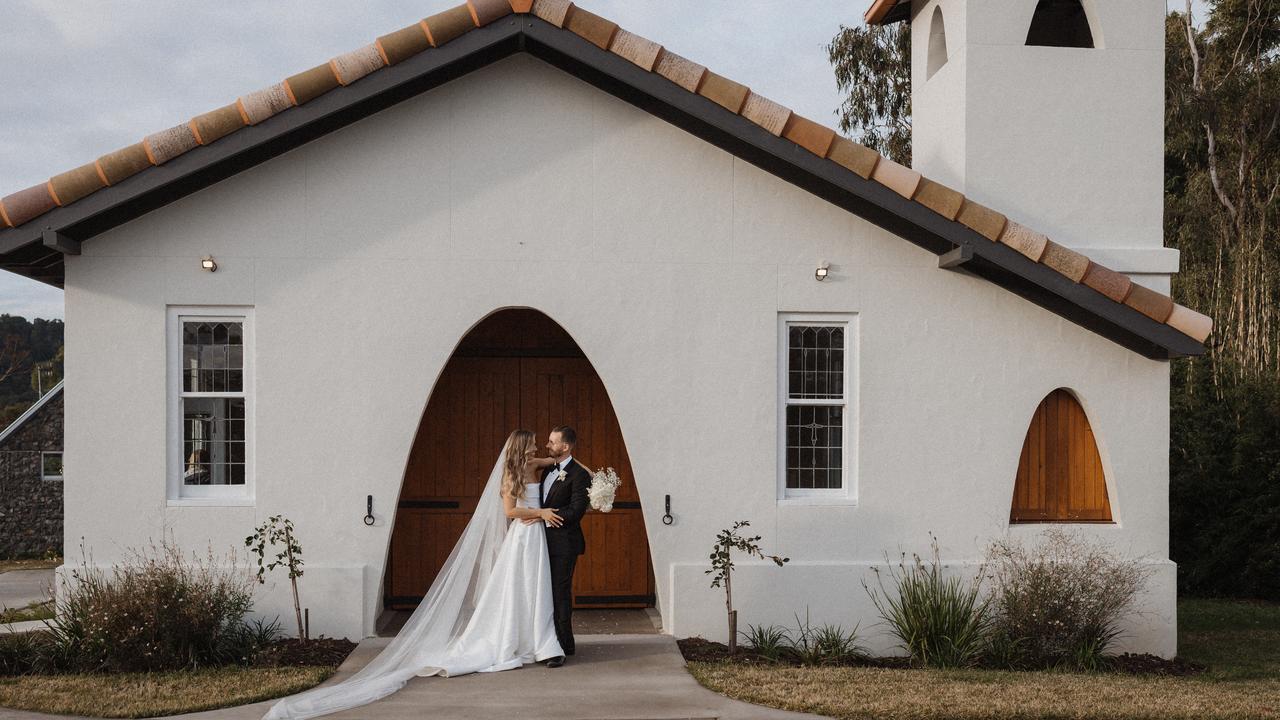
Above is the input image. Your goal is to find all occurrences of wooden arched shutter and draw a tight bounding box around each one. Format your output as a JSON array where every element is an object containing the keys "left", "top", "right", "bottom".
[{"left": 1010, "top": 389, "right": 1112, "bottom": 522}]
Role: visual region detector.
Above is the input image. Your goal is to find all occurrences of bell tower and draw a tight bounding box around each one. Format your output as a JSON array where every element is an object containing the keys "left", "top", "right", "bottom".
[{"left": 873, "top": 0, "right": 1176, "bottom": 291}]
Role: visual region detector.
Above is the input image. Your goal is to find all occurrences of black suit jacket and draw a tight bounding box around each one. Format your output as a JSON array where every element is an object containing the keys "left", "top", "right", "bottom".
[{"left": 541, "top": 458, "right": 590, "bottom": 556}]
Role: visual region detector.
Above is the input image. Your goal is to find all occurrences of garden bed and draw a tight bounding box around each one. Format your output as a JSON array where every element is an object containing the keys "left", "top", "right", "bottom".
[{"left": 677, "top": 637, "right": 1205, "bottom": 676}]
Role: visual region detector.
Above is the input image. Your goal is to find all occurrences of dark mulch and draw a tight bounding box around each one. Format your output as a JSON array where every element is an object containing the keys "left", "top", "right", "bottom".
[
  {"left": 677, "top": 638, "right": 1206, "bottom": 676},
  {"left": 253, "top": 636, "right": 358, "bottom": 668},
  {"left": 1106, "top": 652, "right": 1206, "bottom": 677}
]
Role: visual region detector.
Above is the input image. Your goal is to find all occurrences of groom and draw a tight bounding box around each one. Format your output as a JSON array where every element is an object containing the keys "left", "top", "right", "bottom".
[{"left": 528, "top": 425, "right": 590, "bottom": 668}]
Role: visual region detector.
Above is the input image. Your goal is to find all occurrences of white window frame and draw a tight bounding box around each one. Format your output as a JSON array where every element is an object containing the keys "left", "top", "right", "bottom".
[
  {"left": 777, "top": 313, "right": 858, "bottom": 505},
  {"left": 166, "top": 306, "right": 255, "bottom": 506},
  {"left": 41, "top": 451, "right": 63, "bottom": 482}
]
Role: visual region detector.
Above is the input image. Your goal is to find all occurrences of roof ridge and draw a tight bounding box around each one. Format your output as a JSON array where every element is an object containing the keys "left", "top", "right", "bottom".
[
  {"left": 0, "top": 0, "right": 1212, "bottom": 346},
  {"left": 0, "top": 380, "right": 64, "bottom": 446}
]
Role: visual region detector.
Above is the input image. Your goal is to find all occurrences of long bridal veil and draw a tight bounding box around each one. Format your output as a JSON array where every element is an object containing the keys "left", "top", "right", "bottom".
[{"left": 262, "top": 448, "right": 510, "bottom": 720}]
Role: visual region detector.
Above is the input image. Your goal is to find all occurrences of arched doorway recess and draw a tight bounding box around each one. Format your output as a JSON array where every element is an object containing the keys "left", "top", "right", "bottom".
[{"left": 385, "top": 308, "right": 656, "bottom": 612}]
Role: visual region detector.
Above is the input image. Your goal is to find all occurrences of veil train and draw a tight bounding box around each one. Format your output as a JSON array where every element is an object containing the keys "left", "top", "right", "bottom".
[{"left": 262, "top": 449, "right": 510, "bottom": 720}]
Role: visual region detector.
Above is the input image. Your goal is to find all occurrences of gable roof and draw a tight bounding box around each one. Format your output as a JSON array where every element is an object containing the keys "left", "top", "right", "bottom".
[
  {"left": 0, "top": 0, "right": 1211, "bottom": 359},
  {"left": 0, "top": 380, "right": 63, "bottom": 447},
  {"left": 865, "top": 0, "right": 911, "bottom": 25}
]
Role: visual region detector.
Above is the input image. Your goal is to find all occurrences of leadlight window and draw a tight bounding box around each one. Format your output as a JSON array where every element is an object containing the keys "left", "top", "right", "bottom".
[
  {"left": 780, "top": 316, "right": 854, "bottom": 499},
  {"left": 168, "top": 308, "right": 253, "bottom": 503}
]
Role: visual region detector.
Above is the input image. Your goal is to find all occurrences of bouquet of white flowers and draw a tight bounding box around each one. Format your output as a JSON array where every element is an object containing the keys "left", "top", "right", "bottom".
[{"left": 588, "top": 467, "right": 621, "bottom": 512}]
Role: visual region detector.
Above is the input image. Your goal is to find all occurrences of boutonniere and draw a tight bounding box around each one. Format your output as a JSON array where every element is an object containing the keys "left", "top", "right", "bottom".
[{"left": 556, "top": 470, "right": 568, "bottom": 482}]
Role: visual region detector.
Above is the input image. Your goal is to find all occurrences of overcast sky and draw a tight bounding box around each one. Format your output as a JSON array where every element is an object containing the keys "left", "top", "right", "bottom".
[{"left": 0, "top": 1, "right": 1212, "bottom": 322}]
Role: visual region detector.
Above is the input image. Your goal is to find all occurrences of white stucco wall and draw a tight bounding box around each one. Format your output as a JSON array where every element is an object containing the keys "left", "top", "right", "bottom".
[{"left": 61, "top": 54, "right": 1176, "bottom": 657}]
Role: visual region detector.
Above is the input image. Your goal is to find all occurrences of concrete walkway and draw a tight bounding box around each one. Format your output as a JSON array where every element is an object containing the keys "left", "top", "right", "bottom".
[
  {"left": 0, "top": 634, "right": 825, "bottom": 720},
  {"left": 0, "top": 569, "right": 54, "bottom": 612}
]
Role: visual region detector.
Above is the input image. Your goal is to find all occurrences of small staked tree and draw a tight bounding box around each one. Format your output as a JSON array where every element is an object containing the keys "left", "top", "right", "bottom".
[
  {"left": 706, "top": 520, "right": 789, "bottom": 654},
  {"left": 246, "top": 515, "right": 307, "bottom": 644}
]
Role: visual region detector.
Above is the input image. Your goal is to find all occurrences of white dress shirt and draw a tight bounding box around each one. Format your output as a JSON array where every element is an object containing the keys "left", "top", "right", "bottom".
[{"left": 543, "top": 455, "right": 573, "bottom": 500}]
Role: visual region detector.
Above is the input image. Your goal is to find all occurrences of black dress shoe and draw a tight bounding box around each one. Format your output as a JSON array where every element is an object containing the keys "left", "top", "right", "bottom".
[
  {"left": 546, "top": 655, "right": 565, "bottom": 668},
  {"left": 564, "top": 646, "right": 575, "bottom": 656}
]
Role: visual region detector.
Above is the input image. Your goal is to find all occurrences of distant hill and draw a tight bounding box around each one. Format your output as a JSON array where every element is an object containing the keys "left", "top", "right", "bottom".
[{"left": 0, "top": 315, "right": 64, "bottom": 431}]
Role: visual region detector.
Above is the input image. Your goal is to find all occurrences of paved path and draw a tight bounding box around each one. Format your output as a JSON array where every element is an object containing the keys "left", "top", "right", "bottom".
[
  {"left": 0, "top": 634, "right": 825, "bottom": 720},
  {"left": 0, "top": 569, "right": 54, "bottom": 612}
]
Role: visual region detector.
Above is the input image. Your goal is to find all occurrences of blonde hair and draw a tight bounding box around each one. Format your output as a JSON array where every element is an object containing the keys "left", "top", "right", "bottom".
[{"left": 502, "top": 430, "right": 537, "bottom": 500}]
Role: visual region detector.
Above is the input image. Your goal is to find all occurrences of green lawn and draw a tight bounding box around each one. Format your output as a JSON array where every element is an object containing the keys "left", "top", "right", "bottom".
[{"left": 686, "top": 597, "right": 1280, "bottom": 720}]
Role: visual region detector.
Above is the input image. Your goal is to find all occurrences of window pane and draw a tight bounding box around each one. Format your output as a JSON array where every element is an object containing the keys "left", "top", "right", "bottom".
[
  {"left": 787, "top": 324, "right": 844, "bottom": 400},
  {"left": 43, "top": 453, "right": 63, "bottom": 478},
  {"left": 182, "top": 321, "right": 244, "bottom": 392},
  {"left": 182, "top": 397, "right": 247, "bottom": 486},
  {"left": 785, "top": 404, "right": 843, "bottom": 489}
]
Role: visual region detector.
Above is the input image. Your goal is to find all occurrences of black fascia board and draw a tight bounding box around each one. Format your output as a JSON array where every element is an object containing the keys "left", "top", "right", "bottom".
[{"left": 0, "top": 13, "right": 1201, "bottom": 359}]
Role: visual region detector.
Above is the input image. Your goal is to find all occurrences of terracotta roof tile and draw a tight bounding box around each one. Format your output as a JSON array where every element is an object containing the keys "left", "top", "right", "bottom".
[
  {"left": 531, "top": 0, "right": 572, "bottom": 27},
  {"left": 740, "top": 92, "right": 791, "bottom": 136},
  {"left": 565, "top": 6, "right": 618, "bottom": 50},
  {"left": 826, "top": 137, "right": 879, "bottom": 178},
  {"left": 698, "top": 71, "right": 749, "bottom": 114},
  {"left": 285, "top": 64, "right": 341, "bottom": 106},
  {"left": 956, "top": 199, "right": 1007, "bottom": 242},
  {"left": 190, "top": 104, "right": 245, "bottom": 145},
  {"left": 97, "top": 144, "right": 151, "bottom": 185},
  {"left": 331, "top": 44, "right": 386, "bottom": 85},
  {"left": 998, "top": 221, "right": 1048, "bottom": 262},
  {"left": 426, "top": 5, "right": 476, "bottom": 46},
  {"left": 1123, "top": 283, "right": 1175, "bottom": 323},
  {"left": 782, "top": 115, "right": 836, "bottom": 157},
  {"left": 609, "top": 29, "right": 662, "bottom": 71},
  {"left": 1, "top": 184, "right": 57, "bottom": 227},
  {"left": 1040, "top": 240, "right": 1089, "bottom": 282},
  {"left": 237, "top": 83, "right": 292, "bottom": 125},
  {"left": 1167, "top": 304, "right": 1213, "bottom": 343},
  {"left": 653, "top": 49, "right": 706, "bottom": 93},
  {"left": 467, "top": 0, "right": 513, "bottom": 26},
  {"left": 49, "top": 163, "right": 106, "bottom": 206},
  {"left": 376, "top": 23, "right": 433, "bottom": 64},
  {"left": 1082, "top": 262, "right": 1133, "bottom": 303},
  {"left": 870, "top": 156, "right": 921, "bottom": 199},
  {"left": 913, "top": 178, "right": 963, "bottom": 220},
  {"left": 143, "top": 124, "right": 198, "bottom": 165},
  {"left": 0, "top": 0, "right": 1212, "bottom": 348}
]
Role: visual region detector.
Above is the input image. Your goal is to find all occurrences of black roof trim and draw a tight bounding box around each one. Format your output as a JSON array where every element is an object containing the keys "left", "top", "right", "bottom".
[{"left": 0, "top": 14, "right": 1200, "bottom": 359}]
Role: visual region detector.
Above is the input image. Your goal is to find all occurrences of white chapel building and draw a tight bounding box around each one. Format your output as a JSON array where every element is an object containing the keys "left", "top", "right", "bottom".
[{"left": 0, "top": 0, "right": 1210, "bottom": 657}]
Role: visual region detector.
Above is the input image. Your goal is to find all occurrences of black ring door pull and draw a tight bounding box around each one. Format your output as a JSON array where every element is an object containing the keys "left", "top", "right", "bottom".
[
  {"left": 662, "top": 494, "right": 674, "bottom": 525},
  {"left": 364, "top": 495, "right": 375, "bottom": 526}
]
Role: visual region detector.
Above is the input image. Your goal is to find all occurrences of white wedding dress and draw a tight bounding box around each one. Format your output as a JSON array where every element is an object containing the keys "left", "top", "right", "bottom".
[
  {"left": 416, "top": 480, "right": 563, "bottom": 676},
  {"left": 262, "top": 451, "right": 563, "bottom": 720}
]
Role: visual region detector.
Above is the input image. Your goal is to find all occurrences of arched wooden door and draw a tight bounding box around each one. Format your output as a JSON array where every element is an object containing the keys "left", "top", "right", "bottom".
[{"left": 385, "top": 310, "right": 655, "bottom": 610}]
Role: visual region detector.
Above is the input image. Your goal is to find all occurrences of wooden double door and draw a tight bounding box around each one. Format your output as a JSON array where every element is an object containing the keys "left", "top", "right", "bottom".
[{"left": 386, "top": 354, "right": 654, "bottom": 609}]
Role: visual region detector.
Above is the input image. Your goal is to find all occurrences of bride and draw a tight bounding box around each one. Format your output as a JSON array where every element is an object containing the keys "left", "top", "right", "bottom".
[{"left": 262, "top": 430, "right": 566, "bottom": 720}]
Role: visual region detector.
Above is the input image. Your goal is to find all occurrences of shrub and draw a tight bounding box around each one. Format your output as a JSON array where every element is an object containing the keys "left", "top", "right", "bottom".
[
  {"left": 787, "top": 609, "right": 866, "bottom": 665},
  {"left": 984, "top": 527, "right": 1153, "bottom": 670},
  {"left": 740, "top": 623, "right": 791, "bottom": 662},
  {"left": 864, "top": 534, "right": 992, "bottom": 668},
  {"left": 41, "top": 531, "right": 270, "bottom": 673}
]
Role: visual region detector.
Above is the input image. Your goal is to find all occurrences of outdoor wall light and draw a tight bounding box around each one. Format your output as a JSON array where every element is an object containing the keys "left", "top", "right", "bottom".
[
  {"left": 815, "top": 261, "right": 830, "bottom": 281},
  {"left": 201, "top": 255, "right": 218, "bottom": 272}
]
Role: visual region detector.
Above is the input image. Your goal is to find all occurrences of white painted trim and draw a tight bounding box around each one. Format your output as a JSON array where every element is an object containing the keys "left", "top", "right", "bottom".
[
  {"left": 0, "top": 380, "right": 63, "bottom": 446},
  {"left": 166, "top": 306, "right": 255, "bottom": 505},
  {"left": 777, "top": 313, "right": 858, "bottom": 505}
]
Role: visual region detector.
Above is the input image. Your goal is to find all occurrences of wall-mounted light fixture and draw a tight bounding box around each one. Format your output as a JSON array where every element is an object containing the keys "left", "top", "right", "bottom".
[
  {"left": 201, "top": 255, "right": 217, "bottom": 272},
  {"left": 815, "top": 261, "right": 830, "bottom": 281}
]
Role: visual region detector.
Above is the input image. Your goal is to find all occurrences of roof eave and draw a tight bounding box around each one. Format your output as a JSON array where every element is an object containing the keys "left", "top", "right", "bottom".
[{"left": 0, "top": 14, "right": 1204, "bottom": 360}]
